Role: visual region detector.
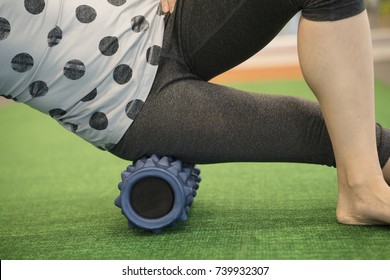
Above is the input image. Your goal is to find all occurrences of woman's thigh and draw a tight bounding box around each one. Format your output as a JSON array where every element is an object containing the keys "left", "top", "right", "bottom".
[{"left": 111, "top": 59, "right": 334, "bottom": 166}]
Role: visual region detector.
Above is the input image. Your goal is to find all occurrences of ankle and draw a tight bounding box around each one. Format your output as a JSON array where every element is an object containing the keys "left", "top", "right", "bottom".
[{"left": 338, "top": 167, "right": 383, "bottom": 191}]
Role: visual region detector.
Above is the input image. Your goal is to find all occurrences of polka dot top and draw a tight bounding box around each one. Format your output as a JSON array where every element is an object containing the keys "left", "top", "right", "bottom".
[{"left": 0, "top": 0, "right": 165, "bottom": 150}]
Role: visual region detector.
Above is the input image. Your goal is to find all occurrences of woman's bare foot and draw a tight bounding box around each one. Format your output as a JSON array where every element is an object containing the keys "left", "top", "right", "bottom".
[{"left": 336, "top": 175, "right": 390, "bottom": 225}]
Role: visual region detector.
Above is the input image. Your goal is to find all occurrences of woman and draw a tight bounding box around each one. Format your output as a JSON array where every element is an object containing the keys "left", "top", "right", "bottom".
[{"left": 1, "top": 0, "right": 389, "bottom": 225}]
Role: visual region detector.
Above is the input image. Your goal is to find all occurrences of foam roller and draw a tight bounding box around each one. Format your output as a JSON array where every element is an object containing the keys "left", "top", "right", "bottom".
[{"left": 115, "top": 154, "right": 201, "bottom": 234}]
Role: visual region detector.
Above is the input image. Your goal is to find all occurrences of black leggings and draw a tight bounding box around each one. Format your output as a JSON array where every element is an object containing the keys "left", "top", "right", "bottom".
[{"left": 111, "top": 0, "right": 390, "bottom": 168}]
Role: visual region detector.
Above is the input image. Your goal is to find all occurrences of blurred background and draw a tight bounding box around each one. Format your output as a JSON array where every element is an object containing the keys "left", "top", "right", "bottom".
[
  {"left": 366, "top": 0, "right": 390, "bottom": 27},
  {"left": 367, "top": 0, "right": 390, "bottom": 84}
]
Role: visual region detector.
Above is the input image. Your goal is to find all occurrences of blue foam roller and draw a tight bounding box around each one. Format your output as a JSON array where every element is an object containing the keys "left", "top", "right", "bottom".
[{"left": 115, "top": 154, "right": 201, "bottom": 234}]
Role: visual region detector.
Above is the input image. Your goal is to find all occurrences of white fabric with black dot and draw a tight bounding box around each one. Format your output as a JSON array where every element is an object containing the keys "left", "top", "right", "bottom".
[{"left": 0, "top": 0, "right": 164, "bottom": 150}]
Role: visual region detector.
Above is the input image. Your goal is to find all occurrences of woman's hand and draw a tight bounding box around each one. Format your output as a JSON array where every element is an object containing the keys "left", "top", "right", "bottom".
[{"left": 160, "top": 0, "right": 176, "bottom": 14}]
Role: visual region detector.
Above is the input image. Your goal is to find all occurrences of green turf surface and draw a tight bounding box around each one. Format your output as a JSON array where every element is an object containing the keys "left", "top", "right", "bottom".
[{"left": 1, "top": 80, "right": 389, "bottom": 260}]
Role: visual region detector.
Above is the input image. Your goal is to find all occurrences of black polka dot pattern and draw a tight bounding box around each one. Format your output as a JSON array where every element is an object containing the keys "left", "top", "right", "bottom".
[
  {"left": 76, "top": 5, "right": 97, "bottom": 24},
  {"left": 64, "top": 59, "right": 86, "bottom": 80},
  {"left": 28, "top": 81, "right": 48, "bottom": 97},
  {"left": 81, "top": 88, "right": 97, "bottom": 102},
  {"left": 11, "top": 53, "right": 34, "bottom": 73},
  {"left": 24, "top": 0, "right": 45, "bottom": 15},
  {"left": 0, "top": 18, "right": 11, "bottom": 40},
  {"left": 70, "top": 123, "right": 79, "bottom": 132},
  {"left": 1, "top": 0, "right": 165, "bottom": 150},
  {"left": 47, "top": 26, "right": 63, "bottom": 47},
  {"left": 99, "top": 36, "right": 119, "bottom": 56},
  {"left": 108, "top": 0, "right": 126, "bottom": 6},
  {"left": 146, "top": 45, "right": 161, "bottom": 66},
  {"left": 49, "top": 108, "right": 67, "bottom": 118},
  {"left": 2, "top": 95, "right": 18, "bottom": 101},
  {"left": 125, "top": 99, "right": 144, "bottom": 120},
  {"left": 64, "top": 123, "right": 79, "bottom": 133},
  {"left": 113, "top": 64, "right": 132, "bottom": 85},
  {"left": 131, "top": 16, "right": 149, "bottom": 33},
  {"left": 90, "top": 112, "right": 108, "bottom": 130}
]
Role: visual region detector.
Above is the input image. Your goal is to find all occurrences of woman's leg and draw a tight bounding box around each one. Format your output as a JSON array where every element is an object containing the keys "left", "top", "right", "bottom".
[
  {"left": 383, "top": 160, "right": 390, "bottom": 186},
  {"left": 385, "top": 160, "right": 390, "bottom": 185},
  {"left": 298, "top": 10, "right": 390, "bottom": 224},
  {"left": 111, "top": 58, "right": 390, "bottom": 171},
  {"left": 112, "top": 59, "right": 334, "bottom": 165},
  {"left": 178, "top": 0, "right": 390, "bottom": 186},
  {"left": 112, "top": 0, "right": 390, "bottom": 223}
]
